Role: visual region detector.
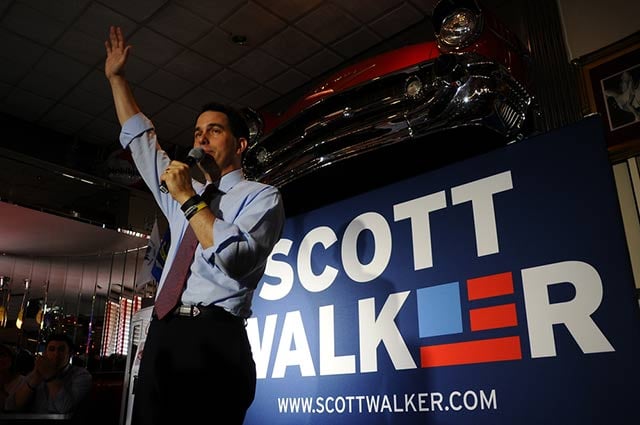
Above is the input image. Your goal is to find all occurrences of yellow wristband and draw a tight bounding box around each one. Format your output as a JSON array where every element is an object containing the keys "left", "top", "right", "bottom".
[{"left": 184, "top": 201, "right": 207, "bottom": 220}]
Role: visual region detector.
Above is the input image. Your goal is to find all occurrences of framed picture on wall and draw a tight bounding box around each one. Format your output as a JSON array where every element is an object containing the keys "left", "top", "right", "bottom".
[{"left": 577, "top": 32, "right": 640, "bottom": 162}]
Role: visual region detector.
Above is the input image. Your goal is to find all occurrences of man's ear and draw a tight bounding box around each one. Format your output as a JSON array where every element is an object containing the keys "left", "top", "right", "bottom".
[{"left": 237, "top": 137, "right": 248, "bottom": 155}]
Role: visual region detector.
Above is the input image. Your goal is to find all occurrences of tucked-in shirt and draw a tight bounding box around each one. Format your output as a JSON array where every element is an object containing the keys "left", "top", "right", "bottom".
[{"left": 120, "top": 113, "right": 285, "bottom": 317}]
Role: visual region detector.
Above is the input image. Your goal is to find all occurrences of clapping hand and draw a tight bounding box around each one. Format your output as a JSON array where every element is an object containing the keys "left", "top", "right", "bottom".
[{"left": 34, "top": 354, "right": 60, "bottom": 381}]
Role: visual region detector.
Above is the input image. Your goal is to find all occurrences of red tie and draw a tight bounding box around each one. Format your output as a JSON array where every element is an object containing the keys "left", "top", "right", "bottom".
[{"left": 153, "top": 225, "right": 198, "bottom": 319}]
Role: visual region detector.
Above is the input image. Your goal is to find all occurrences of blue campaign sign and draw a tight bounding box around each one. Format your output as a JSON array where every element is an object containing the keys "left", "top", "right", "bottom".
[{"left": 244, "top": 116, "right": 640, "bottom": 425}]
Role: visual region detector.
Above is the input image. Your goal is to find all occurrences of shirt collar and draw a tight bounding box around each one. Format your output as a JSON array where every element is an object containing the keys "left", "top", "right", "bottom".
[{"left": 214, "top": 168, "right": 244, "bottom": 194}]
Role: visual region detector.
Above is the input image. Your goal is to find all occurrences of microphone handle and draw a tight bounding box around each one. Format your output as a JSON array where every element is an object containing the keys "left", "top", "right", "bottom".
[{"left": 159, "top": 152, "right": 202, "bottom": 193}]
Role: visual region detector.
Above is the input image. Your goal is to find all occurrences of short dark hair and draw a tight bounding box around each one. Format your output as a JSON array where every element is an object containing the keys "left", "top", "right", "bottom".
[
  {"left": 45, "top": 333, "right": 75, "bottom": 352},
  {"left": 200, "top": 102, "right": 249, "bottom": 140}
]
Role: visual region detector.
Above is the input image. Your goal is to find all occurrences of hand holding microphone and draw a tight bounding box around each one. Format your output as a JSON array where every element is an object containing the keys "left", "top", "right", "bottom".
[{"left": 160, "top": 147, "right": 205, "bottom": 193}]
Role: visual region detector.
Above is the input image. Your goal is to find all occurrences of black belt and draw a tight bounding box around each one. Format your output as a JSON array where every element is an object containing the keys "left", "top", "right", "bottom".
[{"left": 169, "top": 304, "right": 241, "bottom": 322}]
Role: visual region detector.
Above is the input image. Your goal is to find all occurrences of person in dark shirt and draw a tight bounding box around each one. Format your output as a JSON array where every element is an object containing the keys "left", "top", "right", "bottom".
[{"left": 10, "top": 334, "right": 92, "bottom": 415}]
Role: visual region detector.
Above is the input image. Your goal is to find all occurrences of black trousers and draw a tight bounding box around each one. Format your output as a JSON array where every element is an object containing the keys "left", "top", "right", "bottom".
[{"left": 131, "top": 307, "right": 256, "bottom": 425}]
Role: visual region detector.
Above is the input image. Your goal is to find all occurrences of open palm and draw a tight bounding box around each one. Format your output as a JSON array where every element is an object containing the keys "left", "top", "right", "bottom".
[{"left": 104, "top": 26, "right": 131, "bottom": 80}]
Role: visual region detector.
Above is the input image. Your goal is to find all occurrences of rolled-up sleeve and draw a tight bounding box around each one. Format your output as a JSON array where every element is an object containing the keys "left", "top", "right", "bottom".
[{"left": 118, "top": 112, "right": 174, "bottom": 210}]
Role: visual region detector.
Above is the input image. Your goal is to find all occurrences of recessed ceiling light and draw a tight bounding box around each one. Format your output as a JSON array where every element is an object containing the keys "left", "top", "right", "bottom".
[{"left": 231, "top": 34, "right": 248, "bottom": 45}]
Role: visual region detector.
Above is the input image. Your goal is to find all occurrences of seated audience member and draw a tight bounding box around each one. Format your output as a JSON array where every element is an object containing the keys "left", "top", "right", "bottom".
[
  {"left": 0, "top": 343, "right": 26, "bottom": 411},
  {"left": 10, "top": 334, "right": 92, "bottom": 415}
]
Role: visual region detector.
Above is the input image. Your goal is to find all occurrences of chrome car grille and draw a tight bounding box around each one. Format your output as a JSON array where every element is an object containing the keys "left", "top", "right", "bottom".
[{"left": 243, "top": 53, "right": 532, "bottom": 188}]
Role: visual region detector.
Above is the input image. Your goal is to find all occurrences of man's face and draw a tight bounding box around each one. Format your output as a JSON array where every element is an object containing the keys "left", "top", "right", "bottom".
[
  {"left": 193, "top": 110, "right": 245, "bottom": 178},
  {"left": 45, "top": 341, "right": 71, "bottom": 370}
]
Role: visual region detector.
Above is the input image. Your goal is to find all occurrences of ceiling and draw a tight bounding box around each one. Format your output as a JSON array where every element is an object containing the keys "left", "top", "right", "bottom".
[
  {"left": 0, "top": 0, "right": 448, "bottom": 258},
  {"left": 0, "top": 0, "right": 438, "bottom": 152}
]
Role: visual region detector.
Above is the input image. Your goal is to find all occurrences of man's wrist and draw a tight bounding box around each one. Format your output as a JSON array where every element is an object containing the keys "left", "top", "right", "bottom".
[{"left": 180, "top": 194, "right": 202, "bottom": 211}]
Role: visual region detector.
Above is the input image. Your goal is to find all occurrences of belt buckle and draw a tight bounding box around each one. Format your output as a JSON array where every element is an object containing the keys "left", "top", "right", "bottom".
[{"left": 177, "top": 305, "right": 200, "bottom": 317}]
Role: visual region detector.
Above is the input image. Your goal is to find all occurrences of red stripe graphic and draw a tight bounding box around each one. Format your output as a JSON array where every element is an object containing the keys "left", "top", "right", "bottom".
[
  {"left": 467, "top": 272, "right": 513, "bottom": 300},
  {"left": 420, "top": 336, "right": 522, "bottom": 367},
  {"left": 469, "top": 303, "right": 518, "bottom": 331}
]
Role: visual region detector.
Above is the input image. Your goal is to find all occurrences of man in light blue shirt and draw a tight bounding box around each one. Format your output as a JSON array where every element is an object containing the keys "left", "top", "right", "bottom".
[{"left": 105, "top": 26, "right": 285, "bottom": 425}]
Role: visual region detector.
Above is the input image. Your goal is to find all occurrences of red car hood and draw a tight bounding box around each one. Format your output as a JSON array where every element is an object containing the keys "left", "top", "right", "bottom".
[{"left": 262, "top": 40, "right": 442, "bottom": 134}]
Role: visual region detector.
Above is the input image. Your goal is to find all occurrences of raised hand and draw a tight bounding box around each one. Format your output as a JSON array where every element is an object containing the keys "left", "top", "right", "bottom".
[{"left": 104, "top": 26, "right": 131, "bottom": 80}]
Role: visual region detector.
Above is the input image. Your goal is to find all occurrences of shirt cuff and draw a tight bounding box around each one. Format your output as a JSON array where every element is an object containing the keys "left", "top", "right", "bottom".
[{"left": 119, "top": 112, "right": 153, "bottom": 149}]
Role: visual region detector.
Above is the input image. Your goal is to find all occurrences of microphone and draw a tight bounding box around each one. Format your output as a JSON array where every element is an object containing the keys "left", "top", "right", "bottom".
[{"left": 160, "top": 147, "right": 205, "bottom": 193}]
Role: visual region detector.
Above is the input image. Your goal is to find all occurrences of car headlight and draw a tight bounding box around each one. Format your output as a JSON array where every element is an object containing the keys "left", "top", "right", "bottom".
[
  {"left": 405, "top": 75, "right": 423, "bottom": 99},
  {"left": 438, "top": 8, "right": 480, "bottom": 49}
]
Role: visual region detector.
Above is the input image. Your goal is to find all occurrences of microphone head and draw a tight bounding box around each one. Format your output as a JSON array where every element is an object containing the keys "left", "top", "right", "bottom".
[{"left": 186, "top": 147, "right": 205, "bottom": 165}]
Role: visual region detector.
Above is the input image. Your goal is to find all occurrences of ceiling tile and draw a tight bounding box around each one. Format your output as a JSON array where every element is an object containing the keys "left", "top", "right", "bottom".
[
  {"left": 121, "top": 56, "right": 157, "bottom": 85},
  {"left": 146, "top": 3, "right": 211, "bottom": 45},
  {"left": 230, "top": 49, "right": 288, "bottom": 84},
  {"left": 131, "top": 86, "right": 170, "bottom": 116},
  {"left": 220, "top": 2, "right": 286, "bottom": 46},
  {"left": 192, "top": 27, "right": 249, "bottom": 65},
  {"left": 153, "top": 103, "right": 198, "bottom": 127},
  {"left": 296, "top": 48, "right": 344, "bottom": 78},
  {"left": 409, "top": 0, "right": 438, "bottom": 14},
  {"left": 261, "top": 26, "right": 321, "bottom": 65},
  {"left": 1, "top": 2, "right": 66, "bottom": 44},
  {"left": 40, "top": 104, "right": 93, "bottom": 134},
  {"left": 74, "top": 2, "right": 136, "bottom": 40},
  {"left": 370, "top": 3, "right": 424, "bottom": 37},
  {"left": 0, "top": 29, "right": 45, "bottom": 85},
  {"left": 151, "top": 119, "right": 183, "bottom": 140},
  {"left": 254, "top": 0, "right": 323, "bottom": 22},
  {"left": 99, "top": 104, "right": 116, "bottom": 120},
  {"left": 164, "top": 50, "right": 222, "bottom": 84},
  {"left": 19, "top": 71, "right": 74, "bottom": 101},
  {"left": 202, "top": 68, "right": 258, "bottom": 99},
  {"left": 82, "top": 117, "right": 120, "bottom": 145},
  {"left": 338, "top": 0, "right": 405, "bottom": 23},
  {"left": 127, "top": 27, "right": 185, "bottom": 66},
  {"left": 18, "top": 0, "right": 91, "bottom": 24},
  {"left": 36, "top": 49, "right": 90, "bottom": 79},
  {"left": 1, "top": 88, "right": 55, "bottom": 122},
  {"left": 19, "top": 51, "right": 90, "bottom": 100},
  {"left": 0, "top": 0, "right": 11, "bottom": 14},
  {"left": 332, "top": 27, "right": 382, "bottom": 58},
  {"left": 62, "top": 85, "right": 113, "bottom": 116},
  {"left": 99, "top": 0, "right": 169, "bottom": 23},
  {"left": 238, "top": 85, "right": 280, "bottom": 109},
  {"left": 169, "top": 126, "right": 198, "bottom": 148},
  {"left": 77, "top": 69, "right": 113, "bottom": 99},
  {"left": 54, "top": 28, "right": 105, "bottom": 66},
  {"left": 141, "top": 69, "right": 194, "bottom": 99},
  {"left": 178, "top": 86, "right": 230, "bottom": 112},
  {"left": 0, "top": 81, "right": 11, "bottom": 99},
  {"left": 266, "top": 68, "right": 309, "bottom": 95},
  {"left": 295, "top": 3, "right": 359, "bottom": 44},
  {"left": 174, "top": 0, "right": 245, "bottom": 24}
]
